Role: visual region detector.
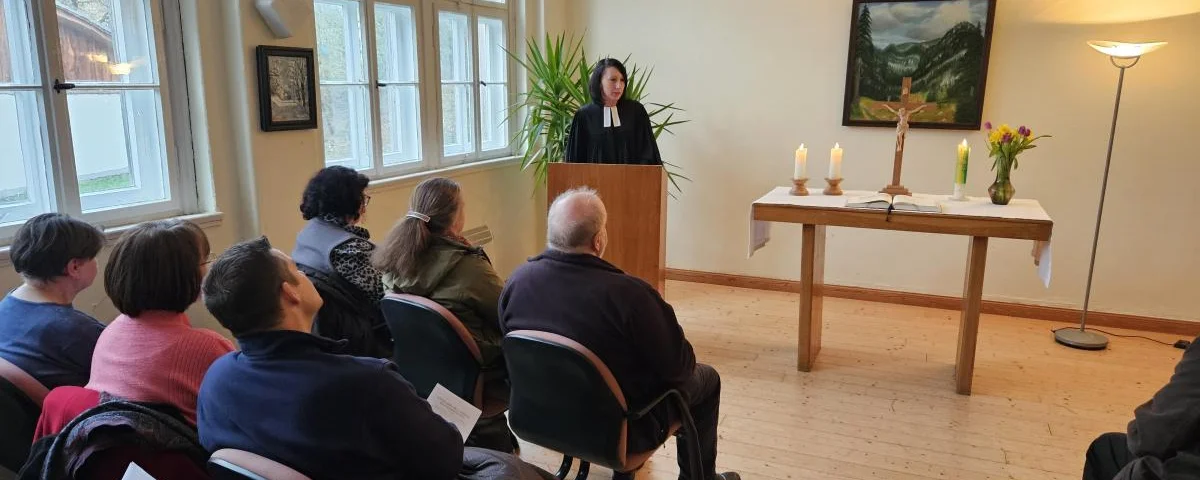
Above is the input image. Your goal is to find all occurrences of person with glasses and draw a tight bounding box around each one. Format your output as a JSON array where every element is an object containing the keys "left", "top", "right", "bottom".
[
  {"left": 86, "top": 219, "right": 234, "bottom": 424},
  {"left": 293, "top": 166, "right": 388, "bottom": 356}
]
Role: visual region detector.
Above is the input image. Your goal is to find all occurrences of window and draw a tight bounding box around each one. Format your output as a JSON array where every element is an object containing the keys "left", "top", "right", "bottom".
[
  {"left": 0, "top": 0, "right": 192, "bottom": 237},
  {"left": 314, "top": 0, "right": 513, "bottom": 177}
]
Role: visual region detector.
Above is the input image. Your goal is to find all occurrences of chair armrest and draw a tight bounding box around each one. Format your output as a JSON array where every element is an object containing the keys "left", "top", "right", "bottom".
[{"left": 626, "top": 389, "right": 685, "bottom": 421}]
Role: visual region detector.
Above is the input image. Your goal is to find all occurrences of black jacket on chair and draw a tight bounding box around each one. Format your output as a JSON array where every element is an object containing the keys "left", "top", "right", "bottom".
[
  {"left": 298, "top": 264, "right": 391, "bottom": 359},
  {"left": 498, "top": 249, "right": 696, "bottom": 451}
]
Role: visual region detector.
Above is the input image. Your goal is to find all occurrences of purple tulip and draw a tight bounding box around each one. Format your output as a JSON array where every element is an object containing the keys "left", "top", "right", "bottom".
[
  {"left": 1002, "top": 132, "right": 1013, "bottom": 143},
  {"left": 984, "top": 121, "right": 993, "bottom": 130},
  {"left": 1018, "top": 126, "right": 1030, "bottom": 137}
]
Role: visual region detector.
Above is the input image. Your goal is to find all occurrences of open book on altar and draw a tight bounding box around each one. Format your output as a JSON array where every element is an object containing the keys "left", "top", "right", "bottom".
[{"left": 846, "top": 193, "right": 942, "bottom": 213}]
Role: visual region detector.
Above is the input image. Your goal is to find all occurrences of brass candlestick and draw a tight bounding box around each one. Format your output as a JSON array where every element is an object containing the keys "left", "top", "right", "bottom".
[
  {"left": 790, "top": 178, "right": 809, "bottom": 196},
  {"left": 823, "top": 178, "right": 844, "bottom": 196}
]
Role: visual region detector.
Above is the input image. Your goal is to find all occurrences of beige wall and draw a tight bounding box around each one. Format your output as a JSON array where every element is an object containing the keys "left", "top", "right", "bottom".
[
  {"left": 0, "top": 0, "right": 556, "bottom": 336},
  {"left": 569, "top": 0, "right": 1200, "bottom": 320}
]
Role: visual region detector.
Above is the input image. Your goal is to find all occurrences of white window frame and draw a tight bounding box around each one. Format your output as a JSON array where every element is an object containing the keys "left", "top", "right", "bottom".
[
  {"left": 0, "top": 0, "right": 195, "bottom": 241},
  {"left": 314, "top": 0, "right": 515, "bottom": 179}
]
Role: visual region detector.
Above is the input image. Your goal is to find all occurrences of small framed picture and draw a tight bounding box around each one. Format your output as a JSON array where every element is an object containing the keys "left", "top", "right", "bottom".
[
  {"left": 841, "top": 0, "right": 997, "bottom": 130},
  {"left": 256, "top": 45, "right": 318, "bottom": 131}
]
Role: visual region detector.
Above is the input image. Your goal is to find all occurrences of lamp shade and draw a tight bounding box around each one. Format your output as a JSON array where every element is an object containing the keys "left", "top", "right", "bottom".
[{"left": 1087, "top": 40, "right": 1167, "bottom": 58}]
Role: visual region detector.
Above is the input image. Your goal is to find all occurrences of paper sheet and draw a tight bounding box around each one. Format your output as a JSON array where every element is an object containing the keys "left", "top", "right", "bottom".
[
  {"left": 121, "top": 463, "right": 156, "bottom": 480},
  {"left": 428, "top": 384, "right": 482, "bottom": 443},
  {"left": 748, "top": 206, "right": 770, "bottom": 258},
  {"left": 1035, "top": 241, "right": 1052, "bottom": 288}
]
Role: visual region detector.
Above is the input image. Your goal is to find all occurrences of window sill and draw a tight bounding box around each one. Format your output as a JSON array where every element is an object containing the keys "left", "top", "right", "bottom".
[
  {"left": 0, "top": 211, "right": 225, "bottom": 269},
  {"left": 366, "top": 156, "right": 522, "bottom": 195}
]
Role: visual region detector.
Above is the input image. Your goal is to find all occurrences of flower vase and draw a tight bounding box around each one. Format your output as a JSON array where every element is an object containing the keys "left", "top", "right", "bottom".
[{"left": 988, "top": 154, "right": 1016, "bottom": 205}]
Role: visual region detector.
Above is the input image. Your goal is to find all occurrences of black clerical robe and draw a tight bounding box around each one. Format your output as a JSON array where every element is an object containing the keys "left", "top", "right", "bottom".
[{"left": 565, "top": 99, "right": 662, "bottom": 165}]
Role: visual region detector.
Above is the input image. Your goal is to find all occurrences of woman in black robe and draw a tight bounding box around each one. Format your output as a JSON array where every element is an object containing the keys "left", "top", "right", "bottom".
[{"left": 564, "top": 58, "right": 662, "bottom": 165}]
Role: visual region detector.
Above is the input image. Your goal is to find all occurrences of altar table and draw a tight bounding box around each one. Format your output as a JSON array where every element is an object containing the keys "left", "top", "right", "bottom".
[{"left": 749, "top": 187, "right": 1054, "bottom": 395}]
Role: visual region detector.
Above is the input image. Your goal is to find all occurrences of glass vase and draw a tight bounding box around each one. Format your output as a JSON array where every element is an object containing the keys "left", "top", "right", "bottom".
[{"left": 988, "top": 157, "right": 1015, "bottom": 205}]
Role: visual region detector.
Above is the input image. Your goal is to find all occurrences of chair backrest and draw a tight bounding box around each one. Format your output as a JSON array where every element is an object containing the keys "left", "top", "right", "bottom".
[
  {"left": 503, "top": 330, "right": 629, "bottom": 469},
  {"left": 208, "top": 449, "right": 310, "bottom": 480},
  {"left": 381, "top": 294, "right": 482, "bottom": 404},
  {"left": 0, "top": 356, "right": 48, "bottom": 406},
  {"left": 0, "top": 376, "right": 39, "bottom": 473}
]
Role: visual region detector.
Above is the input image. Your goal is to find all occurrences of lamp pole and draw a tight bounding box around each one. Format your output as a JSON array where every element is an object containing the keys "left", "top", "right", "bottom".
[{"left": 1055, "top": 41, "right": 1164, "bottom": 350}]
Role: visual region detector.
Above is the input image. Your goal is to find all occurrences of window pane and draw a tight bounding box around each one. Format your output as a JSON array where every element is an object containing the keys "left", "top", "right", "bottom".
[
  {"left": 477, "top": 17, "right": 505, "bottom": 83},
  {"left": 438, "top": 11, "right": 471, "bottom": 83},
  {"left": 0, "top": 1, "right": 41, "bottom": 85},
  {"left": 375, "top": 3, "right": 420, "bottom": 166},
  {"left": 321, "top": 84, "right": 372, "bottom": 169},
  {"left": 439, "top": 11, "right": 472, "bottom": 156},
  {"left": 380, "top": 85, "right": 420, "bottom": 165},
  {"left": 315, "top": 0, "right": 365, "bottom": 83},
  {"left": 480, "top": 84, "right": 506, "bottom": 152},
  {"left": 56, "top": 0, "right": 158, "bottom": 84},
  {"left": 477, "top": 17, "right": 505, "bottom": 152},
  {"left": 375, "top": 3, "right": 417, "bottom": 84},
  {"left": 441, "top": 84, "right": 473, "bottom": 156},
  {"left": 68, "top": 89, "right": 170, "bottom": 211},
  {"left": 0, "top": 91, "right": 53, "bottom": 226}
]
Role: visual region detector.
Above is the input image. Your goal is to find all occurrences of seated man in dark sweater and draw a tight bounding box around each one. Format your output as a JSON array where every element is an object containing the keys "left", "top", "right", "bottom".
[
  {"left": 499, "top": 188, "right": 739, "bottom": 480},
  {"left": 196, "top": 237, "right": 464, "bottom": 479},
  {"left": 1083, "top": 339, "right": 1200, "bottom": 480}
]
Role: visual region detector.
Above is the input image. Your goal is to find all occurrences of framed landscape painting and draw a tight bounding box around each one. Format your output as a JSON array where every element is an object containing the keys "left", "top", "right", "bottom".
[
  {"left": 841, "top": 0, "right": 996, "bottom": 130},
  {"left": 256, "top": 46, "right": 318, "bottom": 131}
]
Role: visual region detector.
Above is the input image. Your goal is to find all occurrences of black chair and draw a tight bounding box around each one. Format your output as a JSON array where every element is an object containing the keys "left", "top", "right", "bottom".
[
  {"left": 382, "top": 294, "right": 517, "bottom": 453},
  {"left": 0, "top": 357, "right": 46, "bottom": 474},
  {"left": 503, "top": 330, "right": 702, "bottom": 479},
  {"left": 207, "top": 449, "right": 310, "bottom": 480},
  {"left": 0, "top": 377, "right": 39, "bottom": 474},
  {"left": 380, "top": 293, "right": 485, "bottom": 404}
]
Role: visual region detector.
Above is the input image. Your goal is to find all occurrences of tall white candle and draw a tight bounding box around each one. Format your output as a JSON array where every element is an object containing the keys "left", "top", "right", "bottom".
[
  {"left": 793, "top": 144, "right": 808, "bottom": 179},
  {"left": 828, "top": 143, "right": 843, "bottom": 179}
]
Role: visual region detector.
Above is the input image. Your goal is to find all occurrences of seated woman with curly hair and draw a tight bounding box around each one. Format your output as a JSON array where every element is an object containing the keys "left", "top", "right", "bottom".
[{"left": 292, "top": 166, "right": 389, "bottom": 356}]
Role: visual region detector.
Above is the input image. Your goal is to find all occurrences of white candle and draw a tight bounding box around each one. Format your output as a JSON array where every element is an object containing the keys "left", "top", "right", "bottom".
[
  {"left": 828, "top": 143, "right": 843, "bottom": 179},
  {"left": 793, "top": 144, "right": 808, "bottom": 179}
]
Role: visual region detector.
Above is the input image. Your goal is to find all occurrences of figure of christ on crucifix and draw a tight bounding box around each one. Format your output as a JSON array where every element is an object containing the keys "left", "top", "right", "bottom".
[{"left": 880, "top": 77, "right": 926, "bottom": 196}]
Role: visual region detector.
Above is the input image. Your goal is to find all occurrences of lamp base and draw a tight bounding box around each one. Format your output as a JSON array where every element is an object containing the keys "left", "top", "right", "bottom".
[{"left": 1054, "top": 328, "right": 1109, "bottom": 351}]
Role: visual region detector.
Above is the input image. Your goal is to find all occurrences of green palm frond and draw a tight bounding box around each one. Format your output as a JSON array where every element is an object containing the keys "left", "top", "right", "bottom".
[{"left": 505, "top": 33, "right": 689, "bottom": 195}]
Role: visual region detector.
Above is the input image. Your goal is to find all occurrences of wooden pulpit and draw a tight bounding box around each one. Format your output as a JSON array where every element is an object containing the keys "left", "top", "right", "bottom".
[{"left": 548, "top": 163, "right": 667, "bottom": 293}]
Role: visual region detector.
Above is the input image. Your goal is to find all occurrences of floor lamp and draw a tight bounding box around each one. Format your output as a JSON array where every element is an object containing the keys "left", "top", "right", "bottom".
[{"left": 1054, "top": 40, "right": 1167, "bottom": 351}]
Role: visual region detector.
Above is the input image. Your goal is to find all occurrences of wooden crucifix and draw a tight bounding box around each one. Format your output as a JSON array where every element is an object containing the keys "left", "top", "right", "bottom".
[{"left": 879, "top": 77, "right": 927, "bottom": 196}]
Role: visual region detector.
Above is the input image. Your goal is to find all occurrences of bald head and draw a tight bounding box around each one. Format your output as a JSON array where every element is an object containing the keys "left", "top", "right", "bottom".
[{"left": 547, "top": 187, "right": 608, "bottom": 255}]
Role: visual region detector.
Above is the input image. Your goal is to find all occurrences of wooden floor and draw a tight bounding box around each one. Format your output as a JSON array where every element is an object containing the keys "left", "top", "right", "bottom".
[{"left": 517, "top": 281, "right": 1184, "bottom": 479}]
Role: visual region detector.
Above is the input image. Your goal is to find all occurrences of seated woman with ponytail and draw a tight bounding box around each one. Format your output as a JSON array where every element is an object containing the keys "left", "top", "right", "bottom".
[{"left": 373, "top": 178, "right": 510, "bottom": 431}]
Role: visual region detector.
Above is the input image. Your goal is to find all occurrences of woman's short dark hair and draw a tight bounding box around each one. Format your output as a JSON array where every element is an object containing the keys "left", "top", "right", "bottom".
[
  {"left": 10, "top": 213, "right": 104, "bottom": 282},
  {"left": 204, "top": 237, "right": 294, "bottom": 336},
  {"left": 588, "top": 58, "right": 628, "bottom": 105},
  {"left": 300, "top": 166, "right": 370, "bottom": 221},
  {"left": 105, "top": 219, "right": 210, "bottom": 317}
]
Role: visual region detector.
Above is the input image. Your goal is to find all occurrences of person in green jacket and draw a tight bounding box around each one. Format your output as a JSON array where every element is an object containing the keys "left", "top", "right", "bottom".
[{"left": 372, "top": 177, "right": 513, "bottom": 450}]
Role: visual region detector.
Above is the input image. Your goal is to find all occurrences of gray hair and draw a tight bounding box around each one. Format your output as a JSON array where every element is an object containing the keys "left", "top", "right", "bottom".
[{"left": 547, "top": 187, "right": 605, "bottom": 252}]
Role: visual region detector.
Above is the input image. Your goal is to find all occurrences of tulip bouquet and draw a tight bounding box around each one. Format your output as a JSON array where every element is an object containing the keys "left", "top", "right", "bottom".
[{"left": 983, "top": 122, "right": 1050, "bottom": 205}]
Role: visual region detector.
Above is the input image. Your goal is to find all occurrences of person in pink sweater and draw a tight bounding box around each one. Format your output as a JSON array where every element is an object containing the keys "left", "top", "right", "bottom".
[{"left": 87, "top": 219, "right": 234, "bottom": 424}]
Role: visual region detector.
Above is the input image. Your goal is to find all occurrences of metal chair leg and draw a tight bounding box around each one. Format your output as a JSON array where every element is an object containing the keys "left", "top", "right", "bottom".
[
  {"left": 554, "top": 455, "right": 574, "bottom": 479},
  {"left": 674, "top": 398, "right": 705, "bottom": 480},
  {"left": 573, "top": 461, "right": 590, "bottom": 480}
]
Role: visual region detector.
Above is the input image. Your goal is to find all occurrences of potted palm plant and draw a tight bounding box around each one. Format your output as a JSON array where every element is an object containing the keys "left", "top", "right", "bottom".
[{"left": 508, "top": 34, "right": 689, "bottom": 194}]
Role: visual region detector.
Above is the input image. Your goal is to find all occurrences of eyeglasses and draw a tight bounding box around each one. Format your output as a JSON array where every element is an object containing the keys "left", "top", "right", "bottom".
[{"left": 363, "top": 194, "right": 372, "bottom": 206}]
